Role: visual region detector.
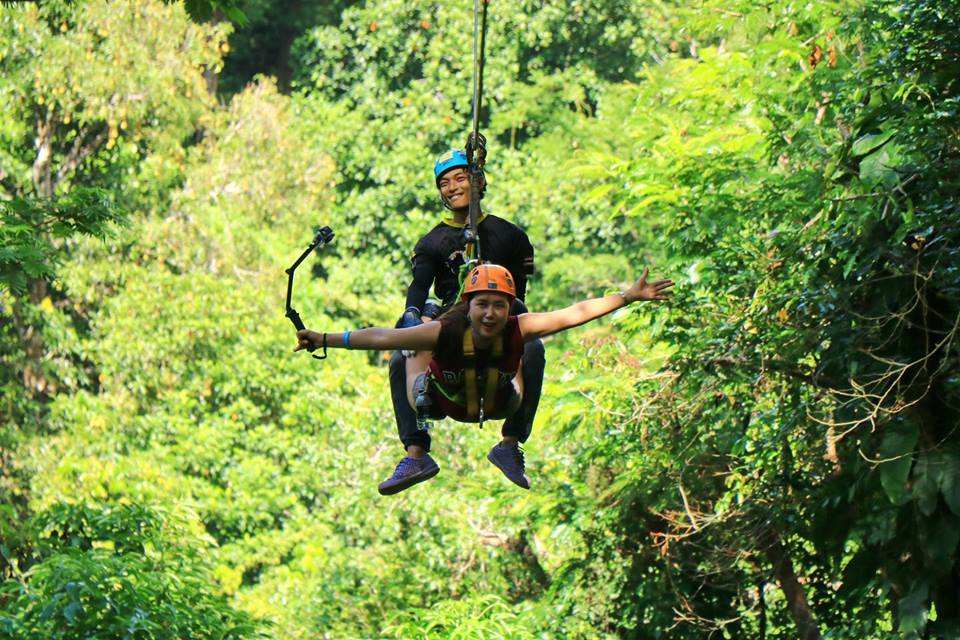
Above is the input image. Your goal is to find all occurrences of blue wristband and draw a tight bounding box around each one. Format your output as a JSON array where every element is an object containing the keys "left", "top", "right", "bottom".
[{"left": 343, "top": 331, "right": 351, "bottom": 349}]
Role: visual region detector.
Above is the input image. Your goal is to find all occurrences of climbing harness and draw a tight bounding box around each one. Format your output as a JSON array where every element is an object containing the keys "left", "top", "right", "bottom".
[
  {"left": 462, "top": 323, "right": 503, "bottom": 429},
  {"left": 454, "top": 264, "right": 516, "bottom": 427},
  {"left": 285, "top": 225, "right": 335, "bottom": 360},
  {"left": 414, "top": 325, "right": 504, "bottom": 432}
]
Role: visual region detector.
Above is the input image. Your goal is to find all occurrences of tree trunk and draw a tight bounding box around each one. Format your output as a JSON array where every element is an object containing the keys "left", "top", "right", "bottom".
[
  {"left": 32, "top": 110, "right": 54, "bottom": 198},
  {"left": 765, "top": 534, "right": 822, "bottom": 640},
  {"left": 202, "top": 10, "right": 224, "bottom": 96},
  {"left": 476, "top": 528, "right": 550, "bottom": 596},
  {"left": 11, "top": 278, "right": 55, "bottom": 397}
]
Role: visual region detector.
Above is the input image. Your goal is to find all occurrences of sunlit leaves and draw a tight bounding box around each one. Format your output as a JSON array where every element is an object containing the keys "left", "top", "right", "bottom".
[
  {"left": 0, "top": 503, "right": 264, "bottom": 638},
  {"left": 0, "top": 189, "right": 119, "bottom": 294},
  {"left": 1, "top": 0, "right": 228, "bottom": 195}
]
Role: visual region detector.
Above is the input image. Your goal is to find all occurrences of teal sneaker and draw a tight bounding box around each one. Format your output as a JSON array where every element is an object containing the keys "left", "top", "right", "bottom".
[
  {"left": 487, "top": 442, "right": 530, "bottom": 489},
  {"left": 378, "top": 455, "right": 440, "bottom": 495}
]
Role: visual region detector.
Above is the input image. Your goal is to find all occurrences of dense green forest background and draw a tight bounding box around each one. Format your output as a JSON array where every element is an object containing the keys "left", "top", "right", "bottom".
[{"left": 1, "top": 0, "right": 958, "bottom": 637}]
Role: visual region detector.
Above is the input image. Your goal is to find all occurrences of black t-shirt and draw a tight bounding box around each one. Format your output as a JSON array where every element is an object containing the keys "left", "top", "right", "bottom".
[{"left": 404, "top": 214, "right": 535, "bottom": 310}]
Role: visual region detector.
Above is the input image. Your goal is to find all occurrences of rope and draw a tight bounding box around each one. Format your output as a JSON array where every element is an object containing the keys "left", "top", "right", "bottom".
[
  {"left": 451, "top": 0, "right": 490, "bottom": 303},
  {"left": 454, "top": 240, "right": 478, "bottom": 304},
  {"left": 470, "top": 0, "right": 489, "bottom": 157},
  {"left": 465, "top": 0, "right": 489, "bottom": 266}
]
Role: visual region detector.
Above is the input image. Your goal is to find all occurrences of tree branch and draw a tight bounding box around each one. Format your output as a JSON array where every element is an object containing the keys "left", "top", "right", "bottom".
[
  {"left": 710, "top": 356, "right": 842, "bottom": 391},
  {"left": 31, "top": 110, "right": 54, "bottom": 197},
  {"left": 764, "top": 534, "right": 821, "bottom": 640},
  {"left": 53, "top": 124, "right": 109, "bottom": 191}
]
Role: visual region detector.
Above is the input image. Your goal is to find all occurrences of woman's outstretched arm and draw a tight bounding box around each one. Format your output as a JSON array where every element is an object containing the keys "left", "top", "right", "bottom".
[
  {"left": 518, "top": 268, "right": 673, "bottom": 341},
  {"left": 295, "top": 321, "right": 442, "bottom": 353}
]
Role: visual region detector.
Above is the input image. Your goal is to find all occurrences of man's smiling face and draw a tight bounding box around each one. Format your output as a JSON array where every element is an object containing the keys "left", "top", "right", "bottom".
[{"left": 438, "top": 167, "right": 470, "bottom": 210}]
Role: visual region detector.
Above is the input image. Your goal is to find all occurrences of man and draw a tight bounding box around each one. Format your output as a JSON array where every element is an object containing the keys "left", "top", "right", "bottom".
[{"left": 380, "top": 149, "right": 545, "bottom": 495}]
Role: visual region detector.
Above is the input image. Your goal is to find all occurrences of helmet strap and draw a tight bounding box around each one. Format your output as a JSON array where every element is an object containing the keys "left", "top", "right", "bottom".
[{"left": 440, "top": 193, "right": 454, "bottom": 211}]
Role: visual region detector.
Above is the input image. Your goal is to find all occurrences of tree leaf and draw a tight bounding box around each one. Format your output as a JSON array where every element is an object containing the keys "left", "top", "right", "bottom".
[
  {"left": 940, "top": 453, "right": 960, "bottom": 517},
  {"left": 898, "top": 584, "right": 929, "bottom": 635},
  {"left": 851, "top": 130, "right": 895, "bottom": 156},
  {"left": 879, "top": 423, "right": 919, "bottom": 504},
  {"left": 63, "top": 601, "right": 82, "bottom": 624},
  {"left": 912, "top": 451, "right": 942, "bottom": 516},
  {"left": 924, "top": 513, "right": 960, "bottom": 569}
]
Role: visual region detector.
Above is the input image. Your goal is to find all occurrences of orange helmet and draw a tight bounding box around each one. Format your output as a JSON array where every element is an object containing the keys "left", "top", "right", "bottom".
[{"left": 461, "top": 264, "right": 516, "bottom": 303}]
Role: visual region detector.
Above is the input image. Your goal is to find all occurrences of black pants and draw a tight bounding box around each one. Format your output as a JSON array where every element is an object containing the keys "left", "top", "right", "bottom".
[{"left": 389, "top": 302, "right": 546, "bottom": 453}]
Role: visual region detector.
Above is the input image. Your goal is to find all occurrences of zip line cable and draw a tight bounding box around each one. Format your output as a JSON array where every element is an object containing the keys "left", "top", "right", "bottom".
[
  {"left": 455, "top": 0, "right": 489, "bottom": 303},
  {"left": 465, "top": 0, "right": 489, "bottom": 263},
  {"left": 470, "top": 0, "right": 489, "bottom": 158}
]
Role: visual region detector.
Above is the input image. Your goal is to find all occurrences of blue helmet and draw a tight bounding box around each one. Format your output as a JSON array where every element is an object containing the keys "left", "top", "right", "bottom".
[{"left": 434, "top": 149, "right": 469, "bottom": 187}]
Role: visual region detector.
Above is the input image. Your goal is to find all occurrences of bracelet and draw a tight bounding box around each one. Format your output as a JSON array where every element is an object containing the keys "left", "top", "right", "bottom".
[{"left": 343, "top": 330, "right": 351, "bottom": 349}]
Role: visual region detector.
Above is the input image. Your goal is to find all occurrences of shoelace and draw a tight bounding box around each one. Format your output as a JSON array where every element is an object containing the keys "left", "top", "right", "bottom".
[
  {"left": 395, "top": 457, "right": 419, "bottom": 476},
  {"left": 398, "top": 456, "right": 433, "bottom": 477},
  {"left": 510, "top": 445, "right": 525, "bottom": 469}
]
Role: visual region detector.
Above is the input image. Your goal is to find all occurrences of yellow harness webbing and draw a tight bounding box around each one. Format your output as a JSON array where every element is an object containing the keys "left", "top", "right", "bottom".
[{"left": 462, "top": 326, "right": 503, "bottom": 426}]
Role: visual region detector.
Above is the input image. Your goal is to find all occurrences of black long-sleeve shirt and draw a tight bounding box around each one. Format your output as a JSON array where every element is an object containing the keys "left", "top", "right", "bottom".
[{"left": 404, "top": 214, "right": 535, "bottom": 310}]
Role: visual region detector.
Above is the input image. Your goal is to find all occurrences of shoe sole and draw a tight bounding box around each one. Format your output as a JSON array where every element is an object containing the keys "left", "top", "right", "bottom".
[
  {"left": 487, "top": 451, "right": 530, "bottom": 490},
  {"left": 377, "top": 465, "right": 440, "bottom": 496}
]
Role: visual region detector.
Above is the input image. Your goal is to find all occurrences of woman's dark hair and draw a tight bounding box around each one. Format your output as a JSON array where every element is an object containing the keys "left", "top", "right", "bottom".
[
  {"left": 438, "top": 300, "right": 469, "bottom": 322},
  {"left": 431, "top": 301, "right": 469, "bottom": 358},
  {"left": 438, "top": 302, "right": 470, "bottom": 340}
]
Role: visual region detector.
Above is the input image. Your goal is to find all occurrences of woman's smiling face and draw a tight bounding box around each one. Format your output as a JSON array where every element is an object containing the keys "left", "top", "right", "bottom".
[{"left": 468, "top": 291, "right": 512, "bottom": 339}]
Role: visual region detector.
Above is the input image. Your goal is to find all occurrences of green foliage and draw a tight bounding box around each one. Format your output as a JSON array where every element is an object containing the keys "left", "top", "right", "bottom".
[
  {"left": 0, "top": 189, "right": 119, "bottom": 294},
  {"left": 0, "top": 0, "right": 228, "bottom": 200},
  {"left": 0, "top": 503, "right": 265, "bottom": 639},
  {"left": 176, "top": 0, "right": 248, "bottom": 25},
  {"left": 552, "top": 0, "right": 960, "bottom": 636},
  {"left": 167, "top": 77, "right": 335, "bottom": 274},
  {"left": 0, "top": 0, "right": 231, "bottom": 420},
  {"left": 383, "top": 593, "right": 543, "bottom": 639},
  {"left": 2, "top": 0, "right": 959, "bottom": 638},
  {"left": 216, "top": 0, "right": 353, "bottom": 96}
]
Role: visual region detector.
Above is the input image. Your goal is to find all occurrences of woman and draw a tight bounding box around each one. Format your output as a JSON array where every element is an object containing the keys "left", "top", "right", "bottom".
[{"left": 295, "top": 264, "right": 673, "bottom": 495}]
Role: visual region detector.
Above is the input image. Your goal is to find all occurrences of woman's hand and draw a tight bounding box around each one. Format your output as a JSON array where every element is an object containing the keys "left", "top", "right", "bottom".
[
  {"left": 622, "top": 268, "right": 674, "bottom": 303},
  {"left": 294, "top": 329, "right": 323, "bottom": 352}
]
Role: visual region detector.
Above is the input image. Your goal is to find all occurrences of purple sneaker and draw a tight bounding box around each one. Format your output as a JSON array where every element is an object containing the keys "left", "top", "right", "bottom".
[
  {"left": 378, "top": 455, "right": 440, "bottom": 495},
  {"left": 487, "top": 442, "right": 530, "bottom": 489}
]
